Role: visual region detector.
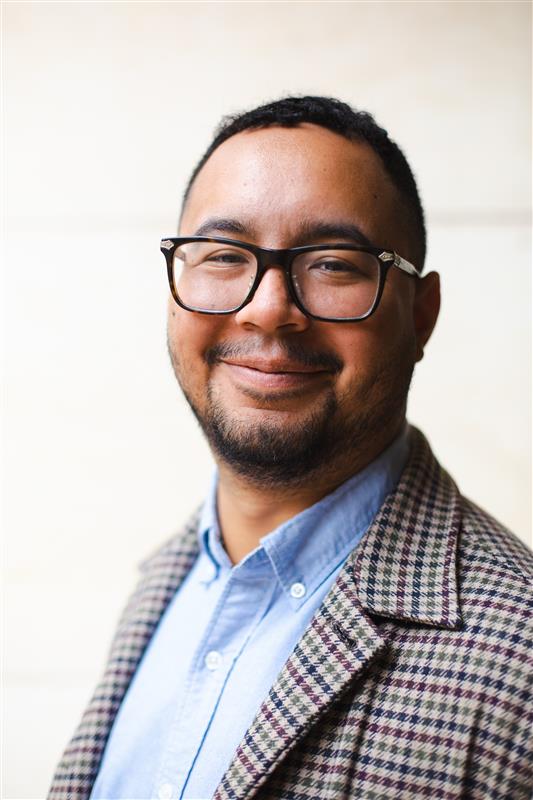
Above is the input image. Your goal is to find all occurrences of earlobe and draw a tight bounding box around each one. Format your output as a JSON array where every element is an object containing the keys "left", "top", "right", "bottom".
[{"left": 414, "top": 271, "right": 441, "bottom": 362}]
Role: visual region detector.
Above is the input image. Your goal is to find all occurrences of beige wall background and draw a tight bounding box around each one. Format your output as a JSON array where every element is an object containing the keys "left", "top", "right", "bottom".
[{"left": 3, "top": 2, "right": 531, "bottom": 797}]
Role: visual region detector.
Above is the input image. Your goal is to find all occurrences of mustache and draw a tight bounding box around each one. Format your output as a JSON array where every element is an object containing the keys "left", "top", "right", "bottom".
[{"left": 204, "top": 338, "right": 343, "bottom": 373}]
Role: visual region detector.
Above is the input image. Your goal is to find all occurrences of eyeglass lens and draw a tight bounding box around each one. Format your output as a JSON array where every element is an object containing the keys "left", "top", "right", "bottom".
[{"left": 172, "top": 241, "right": 381, "bottom": 319}]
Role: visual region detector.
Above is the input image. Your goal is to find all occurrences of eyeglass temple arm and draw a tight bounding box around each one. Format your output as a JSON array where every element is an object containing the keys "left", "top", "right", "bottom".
[{"left": 378, "top": 251, "right": 420, "bottom": 277}]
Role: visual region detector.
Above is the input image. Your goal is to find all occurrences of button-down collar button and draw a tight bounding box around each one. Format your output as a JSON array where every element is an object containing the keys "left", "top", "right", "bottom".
[
  {"left": 290, "top": 581, "right": 306, "bottom": 599},
  {"left": 158, "top": 783, "right": 173, "bottom": 800},
  {"left": 205, "top": 650, "right": 222, "bottom": 671}
]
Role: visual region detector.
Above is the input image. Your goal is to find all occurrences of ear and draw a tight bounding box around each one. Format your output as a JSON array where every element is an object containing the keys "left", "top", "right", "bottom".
[{"left": 413, "top": 271, "right": 440, "bottom": 362}]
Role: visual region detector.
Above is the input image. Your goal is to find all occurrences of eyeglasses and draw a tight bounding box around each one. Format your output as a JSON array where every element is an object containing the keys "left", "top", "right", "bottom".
[{"left": 160, "top": 236, "right": 420, "bottom": 323}]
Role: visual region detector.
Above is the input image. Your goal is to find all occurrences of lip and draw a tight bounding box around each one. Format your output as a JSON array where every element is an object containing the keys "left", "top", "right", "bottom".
[
  {"left": 221, "top": 357, "right": 328, "bottom": 374},
  {"left": 219, "top": 359, "right": 332, "bottom": 391}
]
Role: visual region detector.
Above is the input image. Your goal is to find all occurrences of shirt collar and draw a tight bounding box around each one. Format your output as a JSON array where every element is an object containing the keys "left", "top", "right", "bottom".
[
  {"left": 198, "top": 426, "right": 410, "bottom": 608},
  {"left": 197, "top": 472, "right": 230, "bottom": 579}
]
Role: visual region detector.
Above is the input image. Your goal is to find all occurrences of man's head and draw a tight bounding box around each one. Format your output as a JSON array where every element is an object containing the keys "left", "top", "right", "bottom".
[{"left": 167, "top": 96, "right": 440, "bottom": 487}]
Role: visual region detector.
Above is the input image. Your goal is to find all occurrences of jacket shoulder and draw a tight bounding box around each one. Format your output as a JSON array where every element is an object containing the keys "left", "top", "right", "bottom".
[
  {"left": 456, "top": 495, "right": 533, "bottom": 676},
  {"left": 459, "top": 495, "right": 533, "bottom": 588}
]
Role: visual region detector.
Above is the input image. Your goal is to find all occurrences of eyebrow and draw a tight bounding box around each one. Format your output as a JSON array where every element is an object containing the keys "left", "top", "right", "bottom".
[
  {"left": 297, "top": 220, "right": 372, "bottom": 247},
  {"left": 192, "top": 216, "right": 372, "bottom": 247},
  {"left": 193, "top": 217, "right": 249, "bottom": 237}
]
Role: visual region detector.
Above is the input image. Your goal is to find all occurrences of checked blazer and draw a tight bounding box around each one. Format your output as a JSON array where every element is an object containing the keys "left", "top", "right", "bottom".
[{"left": 49, "top": 428, "right": 533, "bottom": 799}]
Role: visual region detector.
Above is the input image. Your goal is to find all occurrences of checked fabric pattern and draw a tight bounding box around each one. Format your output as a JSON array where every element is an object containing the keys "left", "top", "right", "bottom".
[{"left": 48, "top": 428, "right": 533, "bottom": 800}]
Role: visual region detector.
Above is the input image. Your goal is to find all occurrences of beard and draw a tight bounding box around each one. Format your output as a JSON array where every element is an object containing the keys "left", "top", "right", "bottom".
[
  {"left": 168, "top": 335, "right": 415, "bottom": 488},
  {"left": 204, "top": 382, "right": 339, "bottom": 484}
]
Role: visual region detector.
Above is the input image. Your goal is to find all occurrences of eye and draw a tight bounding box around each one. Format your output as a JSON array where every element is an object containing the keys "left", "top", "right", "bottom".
[
  {"left": 199, "top": 248, "right": 254, "bottom": 269},
  {"left": 178, "top": 245, "right": 254, "bottom": 269},
  {"left": 307, "top": 258, "right": 369, "bottom": 281},
  {"left": 207, "top": 251, "right": 247, "bottom": 264},
  {"left": 297, "top": 250, "right": 378, "bottom": 283},
  {"left": 311, "top": 258, "right": 359, "bottom": 273}
]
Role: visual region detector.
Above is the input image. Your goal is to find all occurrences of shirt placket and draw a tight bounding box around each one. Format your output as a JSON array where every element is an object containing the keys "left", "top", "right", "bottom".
[{"left": 151, "top": 559, "right": 274, "bottom": 800}]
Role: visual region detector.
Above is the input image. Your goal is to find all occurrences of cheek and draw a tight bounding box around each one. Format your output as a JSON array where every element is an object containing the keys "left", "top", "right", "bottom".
[
  {"left": 168, "top": 303, "right": 211, "bottom": 356},
  {"left": 367, "top": 283, "right": 418, "bottom": 357},
  {"left": 330, "top": 305, "right": 416, "bottom": 389},
  {"left": 166, "top": 302, "right": 224, "bottom": 398}
]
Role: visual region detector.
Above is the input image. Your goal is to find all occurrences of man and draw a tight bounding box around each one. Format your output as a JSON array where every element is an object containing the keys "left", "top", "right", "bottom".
[{"left": 49, "top": 96, "right": 532, "bottom": 800}]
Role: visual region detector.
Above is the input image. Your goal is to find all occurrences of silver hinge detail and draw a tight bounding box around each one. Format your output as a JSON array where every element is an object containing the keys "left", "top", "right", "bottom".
[{"left": 161, "top": 239, "right": 174, "bottom": 251}]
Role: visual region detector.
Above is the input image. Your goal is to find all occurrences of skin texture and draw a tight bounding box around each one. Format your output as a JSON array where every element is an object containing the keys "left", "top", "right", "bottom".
[{"left": 167, "top": 124, "right": 440, "bottom": 563}]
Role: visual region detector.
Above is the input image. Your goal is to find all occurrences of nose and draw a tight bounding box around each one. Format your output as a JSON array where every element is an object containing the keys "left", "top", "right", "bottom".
[{"left": 234, "top": 264, "right": 310, "bottom": 334}]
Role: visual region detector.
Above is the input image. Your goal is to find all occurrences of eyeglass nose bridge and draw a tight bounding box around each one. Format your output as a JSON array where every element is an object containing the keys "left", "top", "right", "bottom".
[
  {"left": 244, "top": 245, "right": 302, "bottom": 309},
  {"left": 254, "top": 244, "right": 295, "bottom": 272}
]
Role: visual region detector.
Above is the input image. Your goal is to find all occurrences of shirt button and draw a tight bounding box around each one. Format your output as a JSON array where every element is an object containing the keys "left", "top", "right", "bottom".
[
  {"left": 158, "top": 784, "right": 173, "bottom": 800},
  {"left": 205, "top": 650, "right": 222, "bottom": 670},
  {"left": 290, "top": 582, "right": 306, "bottom": 599}
]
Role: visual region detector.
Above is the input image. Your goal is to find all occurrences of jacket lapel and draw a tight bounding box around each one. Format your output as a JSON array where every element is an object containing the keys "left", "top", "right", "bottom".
[
  {"left": 354, "top": 428, "right": 462, "bottom": 629},
  {"left": 215, "top": 427, "right": 462, "bottom": 799},
  {"left": 48, "top": 512, "right": 201, "bottom": 800}
]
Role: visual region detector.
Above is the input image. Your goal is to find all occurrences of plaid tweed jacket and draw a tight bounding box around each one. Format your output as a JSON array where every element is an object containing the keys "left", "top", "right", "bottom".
[{"left": 49, "top": 428, "right": 533, "bottom": 800}]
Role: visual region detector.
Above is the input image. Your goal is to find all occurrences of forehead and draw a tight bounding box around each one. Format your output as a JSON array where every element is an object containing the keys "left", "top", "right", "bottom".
[{"left": 181, "top": 124, "right": 404, "bottom": 250}]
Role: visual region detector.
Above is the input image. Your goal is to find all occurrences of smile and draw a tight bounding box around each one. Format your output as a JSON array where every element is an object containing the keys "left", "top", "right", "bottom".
[{"left": 219, "top": 360, "right": 332, "bottom": 392}]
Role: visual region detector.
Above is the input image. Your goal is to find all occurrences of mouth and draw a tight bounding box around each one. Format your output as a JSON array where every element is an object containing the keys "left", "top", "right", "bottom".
[{"left": 219, "top": 358, "right": 333, "bottom": 392}]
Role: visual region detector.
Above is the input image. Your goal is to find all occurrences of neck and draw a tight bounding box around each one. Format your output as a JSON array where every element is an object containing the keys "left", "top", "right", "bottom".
[{"left": 215, "top": 421, "right": 405, "bottom": 565}]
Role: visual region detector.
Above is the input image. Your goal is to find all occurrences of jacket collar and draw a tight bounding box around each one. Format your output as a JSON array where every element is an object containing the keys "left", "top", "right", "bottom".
[
  {"left": 141, "top": 426, "right": 461, "bottom": 631},
  {"left": 354, "top": 425, "right": 462, "bottom": 629}
]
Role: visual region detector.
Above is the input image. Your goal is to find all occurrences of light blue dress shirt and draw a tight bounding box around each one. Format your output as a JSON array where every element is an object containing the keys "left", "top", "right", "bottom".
[{"left": 91, "top": 429, "right": 409, "bottom": 800}]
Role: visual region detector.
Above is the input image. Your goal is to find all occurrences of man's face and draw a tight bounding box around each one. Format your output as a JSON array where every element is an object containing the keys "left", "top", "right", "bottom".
[{"left": 167, "top": 124, "right": 438, "bottom": 485}]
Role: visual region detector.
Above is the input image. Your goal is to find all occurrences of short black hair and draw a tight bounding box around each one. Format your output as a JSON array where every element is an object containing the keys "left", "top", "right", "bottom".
[{"left": 182, "top": 95, "right": 426, "bottom": 269}]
